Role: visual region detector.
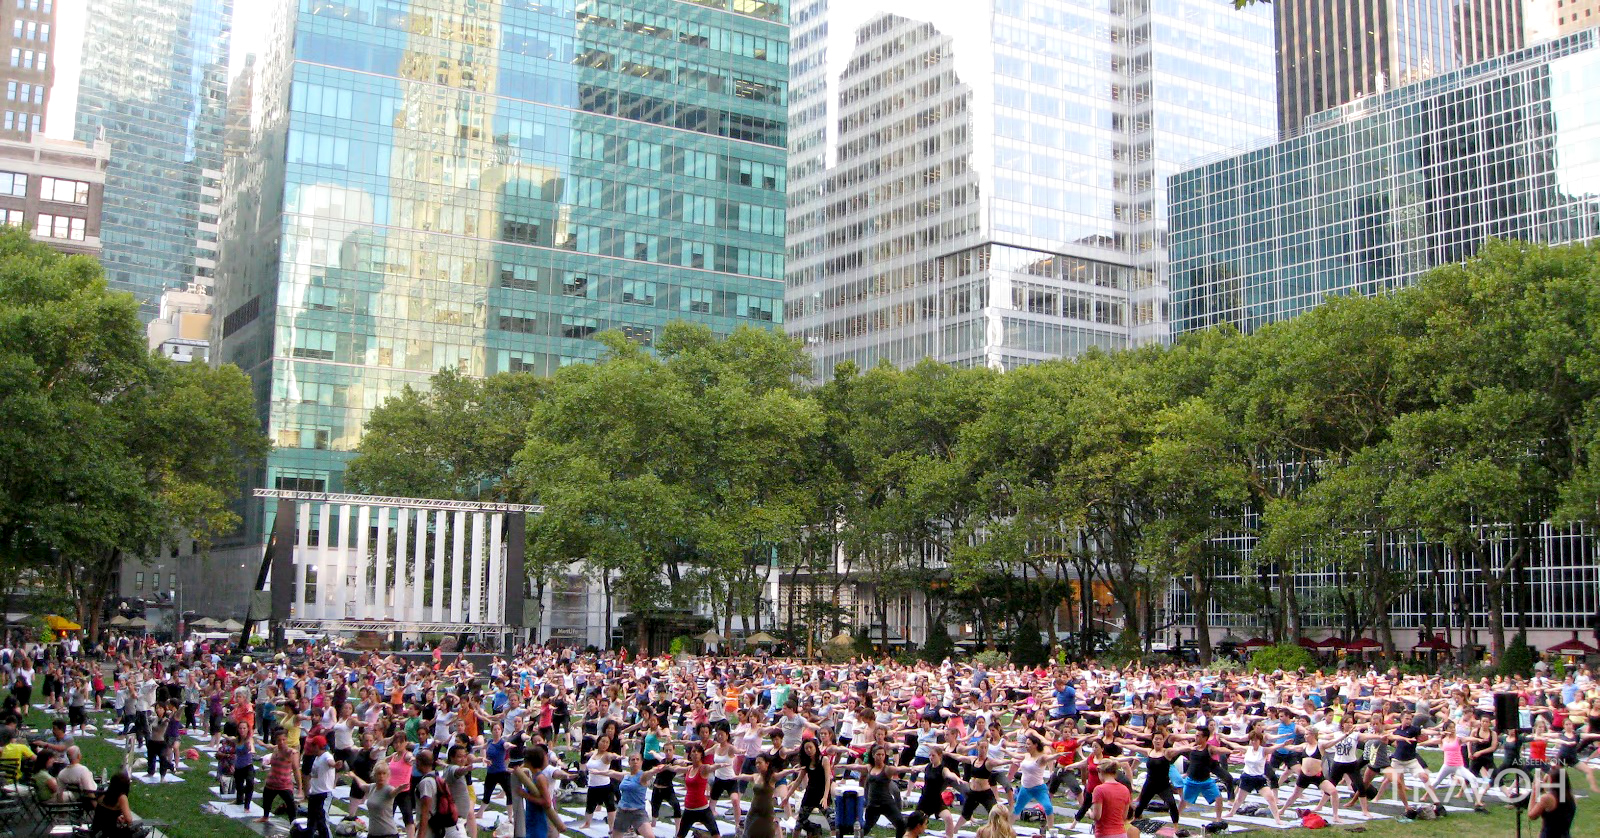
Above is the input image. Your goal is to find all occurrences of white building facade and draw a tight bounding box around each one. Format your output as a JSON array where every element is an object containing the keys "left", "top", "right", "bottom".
[{"left": 784, "top": 0, "right": 1277, "bottom": 376}]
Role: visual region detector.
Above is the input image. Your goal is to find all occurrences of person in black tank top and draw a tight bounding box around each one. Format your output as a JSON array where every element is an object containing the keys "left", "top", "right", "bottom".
[
  {"left": 1129, "top": 730, "right": 1181, "bottom": 825},
  {"left": 1529, "top": 766, "right": 1576, "bottom": 838}
]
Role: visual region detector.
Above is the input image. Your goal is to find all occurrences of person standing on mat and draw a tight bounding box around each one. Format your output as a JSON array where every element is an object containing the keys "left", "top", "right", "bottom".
[{"left": 1087, "top": 762, "right": 1134, "bottom": 838}]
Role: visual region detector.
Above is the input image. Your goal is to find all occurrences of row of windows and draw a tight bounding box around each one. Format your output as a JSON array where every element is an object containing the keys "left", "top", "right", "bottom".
[
  {"left": 14, "top": 0, "right": 52, "bottom": 11},
  {"left": 37, "top": 213, "right": 87, "bottom": 241},
  {"left": 5, "top": 81, "right": 41, "bottom": 105},
  {"left": 1, "top": 111, "right": 37, "bottom": 133},
  {"left": 131, "top": 572, "right": 178, "bottom": 594},
  {"left": 8, "top": 19, "right": 47, "bottom": 41},
  {"left": 7, "top": 48, "right": 44, "bottom": 71}
]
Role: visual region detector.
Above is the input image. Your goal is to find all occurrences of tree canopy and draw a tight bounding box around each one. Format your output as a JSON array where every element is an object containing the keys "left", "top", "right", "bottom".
[{"left": 346, "top": 239, "right": 1600, "bottom": 661}]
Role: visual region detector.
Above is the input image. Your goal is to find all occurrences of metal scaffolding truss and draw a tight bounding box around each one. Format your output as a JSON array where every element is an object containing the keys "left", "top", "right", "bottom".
[
  {"left": 283, "top": 618, "right": 513, "bottom": 636},
  {"left": 254, "top": 489, "right": 542, "bottom": 514}
]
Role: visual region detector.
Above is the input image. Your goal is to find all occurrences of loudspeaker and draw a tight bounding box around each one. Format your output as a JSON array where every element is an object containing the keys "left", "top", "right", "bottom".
[{"left": 1494, "top": 692, "right": 1519, "bottom": 733}]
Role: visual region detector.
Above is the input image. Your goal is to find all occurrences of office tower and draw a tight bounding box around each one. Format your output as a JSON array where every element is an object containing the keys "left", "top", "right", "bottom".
[
  {"left": 1273, "top": 0, "right": 1524, "bottom": 133},
  {"left": 0, "top": 0, "right": 54, "bottom": 138},
  {"left": 213, "top": 0, "right": 789, "bottom": 506},
  {"left": 784, "top": 0, "right": 1276, "bottom": 376},
  {"left": 74, "top": 0, "right": 233, "bottom": 320},
  {"left": 1169, "top": 32, "right": 1600, "bottom": 334}
]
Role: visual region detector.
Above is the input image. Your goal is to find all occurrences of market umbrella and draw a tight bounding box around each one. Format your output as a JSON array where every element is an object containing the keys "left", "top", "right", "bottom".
[
  {"left": 109, "top": 615, "right": 131, "bottom": 627},
  {"left": 697, "top": 630, "right": 724, "bottom": 644},
  {"left": 192, "top": 617, "right": 221, "bottom": 628},
  {"left": 1546, "top": 632, "right": 1599, "bottom": 656},
  {"left": 125, "top": 618, "right": 149, "bottom": 629},
  {"left": 1413, "top": 634, "right": 1452, "bottom": 652},
  {"left": 1241, "top": 637, "right": 1270, "bottom": 649},
  {"left": 44, "top": 615, "right": 82, "bottom": 631},
  {"left": 1296, "top": 637, "right": 1320, "bottom": 649},
  {"left": 827, "top": 632, "right": 855, "bottom": 647},
  {"left": 1218, "top": 633, "right": 1244, "bottom": 646},
  {"left": 1345, "top": 637, "right": 1383, "bottom": 652},
  {"left": 220, "top": 618, "right": 245, "bottom": 632},
  {"left": 1317, "top": 637, "right": 1347, "bottom": 650},
  {"left": 744, "top": 631, "right": 778, "bottom": 645}
]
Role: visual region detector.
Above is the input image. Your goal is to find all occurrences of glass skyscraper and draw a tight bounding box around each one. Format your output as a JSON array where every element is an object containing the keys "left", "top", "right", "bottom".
[
  {"left": 783, "top": 0, "right": 1276, "bottom": 377},
  {"left": 214, "top": 0, "right": 789, "bottom": 501},
  {"left": 1169, "top": 29, "right": 1600, "bottom": 335},
  {"left": 74, "top": 0, "right": 232, "bottom": 320}
]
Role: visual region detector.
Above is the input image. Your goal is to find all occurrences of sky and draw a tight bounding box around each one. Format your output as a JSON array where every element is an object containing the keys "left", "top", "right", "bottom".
[{"left": 45, "top": 0, "right": 275, "bottom": 140}]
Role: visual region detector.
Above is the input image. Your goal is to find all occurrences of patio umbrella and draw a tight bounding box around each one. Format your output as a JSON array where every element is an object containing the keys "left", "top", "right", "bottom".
[
  {"left": 125, "top": 617, "right": 149, "bottom": 629},
  {"left": 744, "top": 631, "right": 778, "bottom": 645},
  {"left": 1218, "top": 633, "right": 1245, "bottom": 646},
  {"left": 1345, "top": 637, "right": 1383, "bottom": 652},
  {"left": 827, "top": 632, "right": 855, "bottom": 647},
  {"left": 1317, "top": 637, "right": 1347, "bottom": 650},
  {"left": 192, "top": 617, "right": 221, "bottom": 628},
  {"left": 697, "top": 630, "right": 723, "bottom": 644},
  {"left": 1546, "top": 632, "right": 1599, "bottom": 656},
  {"left": 1241, "top": 637, "right": 1270, "bottom": 649},
  {"left": 44, "top": 615, "right": 82, "bottom": 631},
  {"left": 220, "top": 618, "right": 245, "bottom": 632},
  {"left": 109, "top": 615, "right": 131, "bottom": 627},
  {"left": 1296, "top": 637, "right": 1320, "bottom": 649},
  {"left": 1413, "top": 634, "right": 1452, "bottom": 652}
]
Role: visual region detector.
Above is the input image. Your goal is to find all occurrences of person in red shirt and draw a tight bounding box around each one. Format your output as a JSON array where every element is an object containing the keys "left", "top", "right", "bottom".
[{"left": 1088, "top": 762, "right": 1133, "bottom": 838}]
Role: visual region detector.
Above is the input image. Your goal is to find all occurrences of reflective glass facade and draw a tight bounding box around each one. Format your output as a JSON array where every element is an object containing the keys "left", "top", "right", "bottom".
[
  {"left": 1169, "top": 29, "right": 1600, "bottom": 335},
  {"left": 784, "top": 0, "right": 1275, "bottom": 377},
  {"left": 214, "top": 0, "right": 789, "bottom": 501},
  {"left": 74, "top": 0, "right": 232, "bottom": 320}
]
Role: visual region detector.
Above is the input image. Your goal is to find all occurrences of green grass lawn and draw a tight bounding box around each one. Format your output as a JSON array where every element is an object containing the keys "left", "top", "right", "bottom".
[{"left": 18, "top": 704, "right": 1593, "bottom": 838}]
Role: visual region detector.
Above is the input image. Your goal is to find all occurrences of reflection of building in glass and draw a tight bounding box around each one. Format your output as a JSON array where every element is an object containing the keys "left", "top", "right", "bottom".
[
  {"left": 1273, "top": 0, "right": 1523, "bottom": 133},
  {"left": 784, "top": 1, "right": 1276, "bottom": 377},
  {"left": 1169, "top": 29, "right": 1600, "bottom": 335},
  {"left": 74, "top": 0, "right": 232, "bottom": 320},
  {"left": 213, "top": 0, "right": 790, "bottom": 546}
]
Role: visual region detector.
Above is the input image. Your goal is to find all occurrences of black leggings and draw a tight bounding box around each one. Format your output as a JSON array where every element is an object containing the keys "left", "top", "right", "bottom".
[
  {"left": 482, "top": 771, "right": 512, "bottom": 807},
  {"left": 585, "top": 786, "right": 616, "bottom": 814},
  {"left": 145, "top": 740, "right": 171, "bottom": 776},
  {"left": 651, "top": 784, "right": 681, "bottom": 818},
  {"left": 262, "top": 786, "right": 295, "bottom": 820},
  {"left": 1136, "top": 781, "right": 1180, "bottom": 825},
  {"left": 676, "top": 806, "right": 717, "bottom": 837},
  {"left": 864, "top": 803, "right": 906, "bottom": 838},
  {"left": 233, "top": 765, "right": 256, "bottom": 810}
]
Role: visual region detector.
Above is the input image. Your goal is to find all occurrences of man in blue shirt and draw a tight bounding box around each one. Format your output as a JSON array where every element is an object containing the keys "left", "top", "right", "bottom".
[{"left": 1052, "top": 678, "right": 1078, "bottom": 719}]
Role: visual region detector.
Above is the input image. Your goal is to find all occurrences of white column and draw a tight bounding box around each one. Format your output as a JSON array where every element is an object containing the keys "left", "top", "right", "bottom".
[
  {"left": 374, "top": 507, "right": 389, "bottom": 615},
  {"left": 486, "top": 514, "right": 503, "bottom": 624},
  {"left": 414, "top": 510, "right": 429, "bottom": 621},
  {"left": 469, "top": 513, "right": 486, "bottom": 623},
  {"left": 354, "top": 505, "right": 371, "bottom": 617},
  {"left": 317, "top": 503, "right": 333, "bottom": 620},
  {"left": 294, "top": 503, "right": 312, "bottom": 616},
  {"left": 450, "top": 511, "right": 467, "bottom": 623},
  {"left": 432, "top": 510, "right": 447, "bottom": 623},
  {"left": 335, "top": 504, "right": 352, "bottom": 620},
  {"left": 393, "top": 508, "right": 409, "bottom": 620}
]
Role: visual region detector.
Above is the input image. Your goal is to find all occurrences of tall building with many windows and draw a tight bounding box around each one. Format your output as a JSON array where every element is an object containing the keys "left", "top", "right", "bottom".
[
  {"left": 783, "top": 0, "right": 1276, "bottom": 377},
  {"left": 0, "top": 0, "right": 55, "bottom": 139},
  {"left": 1169, "top": 29, "right": 1600, "bottom": 334},
  {"left": 213, "top": 0, "right": 789, "bottom": 515},
  {"left": 1273, "top": 0, "right": 1524, "bottom": 133},
  {"left": 73, "top": 0, "right": 232, "bottom": 320}
]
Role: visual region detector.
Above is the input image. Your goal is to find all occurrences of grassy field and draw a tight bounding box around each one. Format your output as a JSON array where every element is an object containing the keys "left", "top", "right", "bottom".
[{"left": 16, "top": 703, "right": 1594, "bottom": 838}]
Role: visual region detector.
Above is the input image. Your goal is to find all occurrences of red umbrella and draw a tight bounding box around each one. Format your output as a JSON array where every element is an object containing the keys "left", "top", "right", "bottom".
[
  {"left": 1412, "top": 634, "right": 1452, "bottom": 652},
  {"left": 1241, "top": 637, "right": 1270, "bottom": 649},
  {"left": 1345, "top": 637, "right": 1383, "bottom": 652},
  {"left": 1297, "top": 637, "right": 1320, "bottom": 649},
  {"left": 1546, "top": 632, "right": 1599, "bottom": 656},
  {"left": 1317, "top": 637, "right": 1347, "bottom": 650}
]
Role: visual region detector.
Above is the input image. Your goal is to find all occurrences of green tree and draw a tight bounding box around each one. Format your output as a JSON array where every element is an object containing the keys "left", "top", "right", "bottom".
[{"left": 0, "top": 229, "right": 265, "bottom": 637}]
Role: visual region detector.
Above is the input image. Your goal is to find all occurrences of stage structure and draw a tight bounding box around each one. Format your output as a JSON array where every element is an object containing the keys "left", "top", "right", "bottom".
[{"left": 245, "top": 490, "right": 541, "bottom": 649}]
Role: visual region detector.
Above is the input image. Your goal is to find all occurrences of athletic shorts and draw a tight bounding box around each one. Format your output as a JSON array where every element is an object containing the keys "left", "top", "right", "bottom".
[
  {"left": 1296, "top": 773, "right": 1325, "bottom": 790},
  {"left": 1240, "top": 774, "right": 1269, "bottom": 793},
  {"left": 1182, "top": 778, "right": 1219, "bottom": 804}
]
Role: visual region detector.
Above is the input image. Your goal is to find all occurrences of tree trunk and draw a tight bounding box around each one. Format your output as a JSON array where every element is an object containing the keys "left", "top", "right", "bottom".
[
  {"left": 602, "top": 574, "right": 613, "bottom": 651},
  {"left": 1284, "top": 558, "right": 1302, "bottom": 644}
]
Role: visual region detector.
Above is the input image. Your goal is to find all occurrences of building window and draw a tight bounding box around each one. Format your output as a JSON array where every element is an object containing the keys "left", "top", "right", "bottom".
[
  {"left": 39, "top": 178, "right": 88, "bottom": 206},
  {"left": 2, "top": 112, "right": 10, "bottom": 131},
  {"left": 35, "top": 213, "right": 85, "bottom": 241},
  {"left": 5, "top": 82, "right": 13, "bottom": 101},
  {"left": 7, "top": 49, "right": 15, "bottom": 68},
  {"left": 1, "top": 210, "right": 21, "bottom": 227},
  {"left": 134, "top": 572, "right": 144, "bottom": 591},
  {"left": 0, "top": 172, "right": 23, "bottom": 196}
]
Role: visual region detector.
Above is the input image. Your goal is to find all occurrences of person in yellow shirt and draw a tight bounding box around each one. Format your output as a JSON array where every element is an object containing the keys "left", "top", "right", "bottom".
[{"left": 0, "top": 728, "right": 35, "bottom": 774}]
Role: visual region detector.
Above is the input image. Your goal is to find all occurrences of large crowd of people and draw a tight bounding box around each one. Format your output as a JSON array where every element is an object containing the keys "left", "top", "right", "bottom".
[{"left": 1, "top": 636, "right": 1594, "bottom": 838}]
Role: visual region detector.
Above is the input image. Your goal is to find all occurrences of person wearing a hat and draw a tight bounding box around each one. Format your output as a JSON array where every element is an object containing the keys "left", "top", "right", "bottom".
[{"left": 305, "top": 735, "right": 343, "bottom": 838}]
